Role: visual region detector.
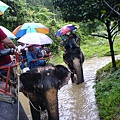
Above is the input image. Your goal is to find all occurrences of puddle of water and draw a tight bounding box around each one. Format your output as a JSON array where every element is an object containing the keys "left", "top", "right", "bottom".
[{"left": 19, "top": 56, "right": 116, "bottom": 120}]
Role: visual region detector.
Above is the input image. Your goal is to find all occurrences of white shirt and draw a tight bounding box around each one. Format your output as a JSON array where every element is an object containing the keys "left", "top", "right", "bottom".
[{"left": 17, "top": 44, "right": 27, "bottom": 52}]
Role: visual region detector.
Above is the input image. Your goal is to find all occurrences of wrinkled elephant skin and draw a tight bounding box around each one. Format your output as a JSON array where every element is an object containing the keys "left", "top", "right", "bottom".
[{"left": 19, "top": 63, "right": 71, "bottom": 120}]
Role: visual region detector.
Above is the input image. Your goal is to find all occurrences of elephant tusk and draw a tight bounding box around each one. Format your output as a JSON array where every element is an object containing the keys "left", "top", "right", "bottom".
[{"left": 38, "top": 84, "right": 43, "bottom": 89}]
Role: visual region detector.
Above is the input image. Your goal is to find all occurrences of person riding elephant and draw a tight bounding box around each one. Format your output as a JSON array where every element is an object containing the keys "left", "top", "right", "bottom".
[
  {"left": 60, "top": 32, "right": 78, "bottom": 52},
  {"left": 26, "top": 44, "right": 46, "bottom": 69},
  {"left": 60, "top": 32, "right": 84, "bottom": 84},
  {"left": 19, "top": 63, "right": 71, "bottom": 120}
]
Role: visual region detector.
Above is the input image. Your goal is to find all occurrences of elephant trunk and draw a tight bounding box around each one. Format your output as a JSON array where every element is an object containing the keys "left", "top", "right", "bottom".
[
  {"left": 45, "top": 87, "right": 59, "bottom": 120},
  {"left": 73, "top": 58, "right": 84, "bottom": 84}
]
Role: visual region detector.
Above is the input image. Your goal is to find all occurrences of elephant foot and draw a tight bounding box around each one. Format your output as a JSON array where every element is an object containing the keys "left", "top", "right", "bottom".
[
  {"left": 72, "top": 74, "right": 84, "bottom": 85},
  {"left": 72, "top": 74, "right": 77, "bottom": 83},
  {"left": 41, "top": 110, "right": 48, "bottom": 120},
  {"left": 76, "top": 80, "right": 84, "bottom": 85},
  {"left": 40, "top": 103, "right": 47, "bottom": 111},
  {"left": 71, "top": 74, "right": 77, "bottom": 83},
  {"left": 76, "top": 77, "right": 84, "bottom": 84}
]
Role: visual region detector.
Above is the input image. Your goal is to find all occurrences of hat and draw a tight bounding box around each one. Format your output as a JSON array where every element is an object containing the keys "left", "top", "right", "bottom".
[{"left": 26, "top": 44, "right": 34, "bottom": 48}]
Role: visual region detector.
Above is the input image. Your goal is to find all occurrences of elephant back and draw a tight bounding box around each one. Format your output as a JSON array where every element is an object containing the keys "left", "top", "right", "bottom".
[
  {"left": 63, "top": 47, "right": 84, "bottom": 69},
  {"left": 65, "top": 47, "right": 81, "bottom": 60},
  {"left": 67, "top": 47, "right": 80, "bottom": 55}
]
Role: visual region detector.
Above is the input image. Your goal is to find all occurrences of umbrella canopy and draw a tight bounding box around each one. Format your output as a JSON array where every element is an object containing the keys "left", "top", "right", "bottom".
[
  {"left": 0, "top": 26, "right": 16, "bottom": 39},
  {"left": 55, "top": 24, "right": 78, "bottom": 36},
  {"left": 13, "top": 23, "right": 49, "bottom": 38},
  {"left": 17, "top": 33, "right": 53, "bottom": 45},
  {"left": 0, "top": 1, "right": 9, "bottom": 15}
]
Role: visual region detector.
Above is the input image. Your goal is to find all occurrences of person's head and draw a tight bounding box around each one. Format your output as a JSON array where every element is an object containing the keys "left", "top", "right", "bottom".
[
  {"left": 18, "top": 42, "right": 25, "bottom": 46},
  {"left": 38, "top": 45, "right": 44, "bottom": 49},
  {"left": 27, "top": 44, "right": 35, "bottom": 51},
  {"left": 68, "top": 32, "right": 73, "bottom": 39},
  {"left": 61, "top": 34, "right": 68, "bottom": 40}
]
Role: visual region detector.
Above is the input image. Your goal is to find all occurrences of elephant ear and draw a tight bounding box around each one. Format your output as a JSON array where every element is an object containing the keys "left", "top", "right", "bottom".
[
  {"left": 55, "top": 65, "right": 71, "bottom": 89},
  {"left": 30, "top": 73, "right": 43, "bottom": 90},
  {"left": 19, "top": 72, "right": 34, "bottom": 95}
]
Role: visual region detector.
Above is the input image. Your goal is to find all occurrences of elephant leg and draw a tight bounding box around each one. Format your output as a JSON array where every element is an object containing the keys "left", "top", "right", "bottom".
[
  {"left": 45, "top": 87, "right": 59, "bottom": 120},
  {"left": 63, "top": 54, "right": 69, "bottom": 65},
  {"left": 71, "top": 73, "right": 74, "bottom": 83},
  {"left": 40, "top": 102, "right": 47, "bottom": 111},
  {"left": 29, "top": 101, "right": 40, "bottom": 120},
  {"left": 80, "top": 51, "right": 84, "bottom": 64},
  {"left": 79, "top": 65, "right": 84, "bottom": 83}
]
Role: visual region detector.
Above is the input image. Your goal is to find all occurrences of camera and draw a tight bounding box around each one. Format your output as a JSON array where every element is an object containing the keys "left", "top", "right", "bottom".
[{"left": 0, "top": 48, "right": 14, "bottom": 56}]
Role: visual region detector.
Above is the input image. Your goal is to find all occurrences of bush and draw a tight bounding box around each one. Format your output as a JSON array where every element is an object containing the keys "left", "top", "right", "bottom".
[{"left": 94, "top": 60, "right": 120, "bottom": 120}]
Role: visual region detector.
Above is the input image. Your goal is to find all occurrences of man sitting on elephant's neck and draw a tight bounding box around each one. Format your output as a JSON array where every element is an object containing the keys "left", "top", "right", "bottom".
[
  {"left": 61, "top": 32, "right": 78, "bottom": 53},
  {"left": 26, "top": 44, "right": 46, "bottom": 69}
]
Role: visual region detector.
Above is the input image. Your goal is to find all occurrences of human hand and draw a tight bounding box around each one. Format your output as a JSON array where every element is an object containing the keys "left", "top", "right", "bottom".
[
  {"left": 33, "top": 50, "right": 38, "bottom": 55},
  {"left": 48, "top": 52, "right": 51, "bottom": 56},
  {"left": 39, "top": 57, "right": 45, "bottom": 60},
  {"left": 15, "top": 46, "right": 18, "bottom": 52}
]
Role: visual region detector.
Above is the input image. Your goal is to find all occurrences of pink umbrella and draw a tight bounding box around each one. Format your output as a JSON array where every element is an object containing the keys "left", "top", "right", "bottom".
[{"left": 55, "top": 24, "right": 78, "bottom": 36}]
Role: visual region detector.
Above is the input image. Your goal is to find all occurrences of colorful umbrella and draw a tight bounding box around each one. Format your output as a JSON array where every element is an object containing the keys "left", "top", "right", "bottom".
[
  {"left": 17, "top": 33, "right": 53, "bottom": 45},
  {"left": 0, "top": 1, "right": 9, "bottom": 15},
  {"left": 13, "top": 23, "right": 49, "bottom": 38},
  {"left": 55, "top": 24, "right": 78, "bottom": 36},
  {"left": 0, "top": 26, "right": 16, "bottom": 39}
]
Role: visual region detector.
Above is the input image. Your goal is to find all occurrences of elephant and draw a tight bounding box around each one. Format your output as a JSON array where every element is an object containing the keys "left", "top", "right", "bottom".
[
  {"left": 19, "top": 63, "right": 71, "bottom": 120},
  {"left": 63, "top": 47, "right": 84, "bottom": 84}
]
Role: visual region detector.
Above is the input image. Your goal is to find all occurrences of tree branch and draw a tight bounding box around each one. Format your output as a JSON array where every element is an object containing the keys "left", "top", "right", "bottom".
[
  {"left": 110, "top": 21, "right": 118, "bottom": 33},
  {"left": 112, "top": 29, "right": 120, "bottom": 38},
  {"left": 91, "top": 33, "right": 108, "bottom": 39},
  {"left": 104, "top": 0, "right": 120, "bottom": 16}
]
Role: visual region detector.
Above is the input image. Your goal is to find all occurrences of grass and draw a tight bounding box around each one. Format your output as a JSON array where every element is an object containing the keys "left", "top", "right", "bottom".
[
  {"left": 81, "top": 36, "right": 120, "bottom": 59},
  {"left": 50, "top": 35, "right": 120, "bottom": 65},
  {"left": 93, "top": 60, "right": 120, "bottom": 120},
  {"left": 49, "top": 51, "right": 64, "bottom": 65}
]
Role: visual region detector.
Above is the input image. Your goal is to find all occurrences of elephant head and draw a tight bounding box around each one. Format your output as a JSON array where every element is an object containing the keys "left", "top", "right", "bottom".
[
  {"left": 63, "top": 47, "right": 84, "bottom": 84},
  {"left": 19, "top": 63, "right": 71, "bottom": 120}
]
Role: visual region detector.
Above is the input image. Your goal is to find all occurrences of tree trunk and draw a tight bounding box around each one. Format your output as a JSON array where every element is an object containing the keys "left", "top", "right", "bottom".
[
  {"left": 109, "top": 40, "right": 116, "bottom": 68},
  {"left": 106, "top": 20, "right": 116, "bottom": 68}
]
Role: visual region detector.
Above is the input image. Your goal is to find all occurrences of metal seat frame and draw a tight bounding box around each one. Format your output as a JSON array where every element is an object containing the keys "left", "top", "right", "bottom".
[{"left": 0, "top": 52, "right": 20, "bottom": 96}]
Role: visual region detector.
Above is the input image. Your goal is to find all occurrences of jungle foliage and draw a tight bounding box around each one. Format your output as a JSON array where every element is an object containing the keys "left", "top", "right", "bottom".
[
  {"left": 0, "top": 0, "right": 106, "bottom": 55},
  {"left": 52, "top": 0, "right": 120, "bottom": 68},
  {"left": 0, "top": 0, "right": 62, "bottom": 53},
  {"left": 94, "top": 60, "right": 120, "bottom": 120}
]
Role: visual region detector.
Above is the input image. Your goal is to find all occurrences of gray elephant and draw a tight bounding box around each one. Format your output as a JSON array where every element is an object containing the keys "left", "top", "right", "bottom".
[
  {"left": 19, "top": 63, "right": 71, "bottom": 120},
  {"left": 63, "top": 47, "right": 84, "bottom": 84}
]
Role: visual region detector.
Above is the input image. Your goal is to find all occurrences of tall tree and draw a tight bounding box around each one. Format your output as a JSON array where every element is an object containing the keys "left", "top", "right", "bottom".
[
  {"left": 53, "top": 0, "right": 120, "bottom": 68},
  {"left": 0, "top": 0, "right": 27, "bottom": 30},
  {"left": 1, "top": 0, "right": 54, "bottom": 30}
]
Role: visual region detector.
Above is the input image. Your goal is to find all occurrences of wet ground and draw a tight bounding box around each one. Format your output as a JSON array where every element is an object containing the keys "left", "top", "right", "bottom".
[{"left": 20, "top": 56, "right": 119, "bottom": 120}]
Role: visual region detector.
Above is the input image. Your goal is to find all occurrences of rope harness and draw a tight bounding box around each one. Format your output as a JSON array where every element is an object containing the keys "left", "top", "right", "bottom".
[{"left": 27, "top": 94, "right": 41, "bottom": 112}]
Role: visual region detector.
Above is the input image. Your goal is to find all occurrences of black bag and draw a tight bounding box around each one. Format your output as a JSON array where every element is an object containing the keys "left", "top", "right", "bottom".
[{"left": 0, "top": 48, "right": 14, "bottom": 56}]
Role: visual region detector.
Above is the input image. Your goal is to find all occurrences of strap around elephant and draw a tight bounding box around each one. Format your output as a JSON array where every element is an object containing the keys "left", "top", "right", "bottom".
[{"left": 27, "top": 94, "right": 41, "bottom": 112}]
